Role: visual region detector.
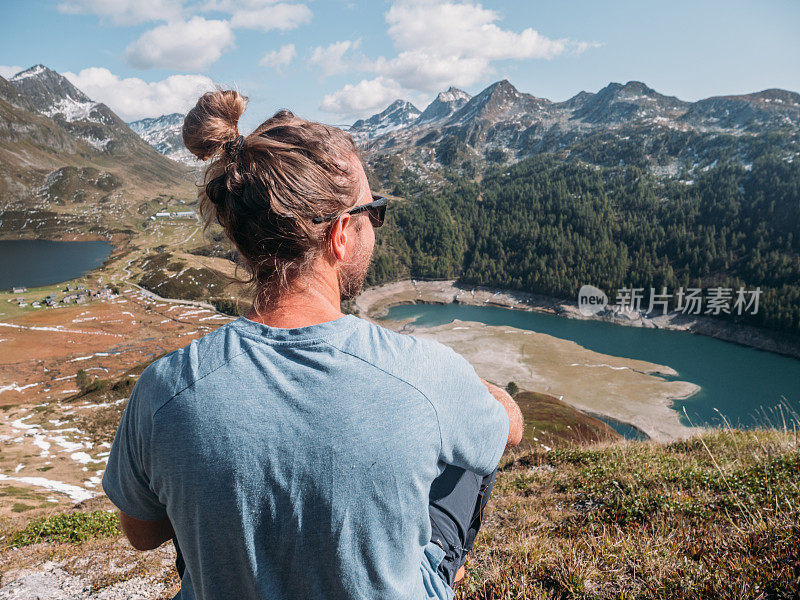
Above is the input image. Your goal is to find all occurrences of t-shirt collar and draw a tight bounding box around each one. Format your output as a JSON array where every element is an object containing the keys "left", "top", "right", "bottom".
[{"left": 229, "top": 313, "right": 359, "bottom": 343}]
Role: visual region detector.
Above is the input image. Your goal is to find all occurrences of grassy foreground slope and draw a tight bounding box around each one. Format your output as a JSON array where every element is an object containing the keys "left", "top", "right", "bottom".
[
  {"left": 469, "top": 429, "right": 799, "bottom": 599},
  {"left": 1, "top": 394, "right": 798, "bottom": 598}
]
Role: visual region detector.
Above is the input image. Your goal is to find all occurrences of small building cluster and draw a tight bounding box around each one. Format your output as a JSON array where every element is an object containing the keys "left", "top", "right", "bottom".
[
  {"left": 150, "top": 210, "right": 195, "bottom": 220},
  {"left": 7, "top": 285, "right": 116, "bottom": 309}
]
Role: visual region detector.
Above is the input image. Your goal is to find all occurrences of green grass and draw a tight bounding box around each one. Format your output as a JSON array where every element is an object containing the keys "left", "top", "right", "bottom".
[
  {"left": 514, "top": 391, "right": 621, "bottom": 448},
  {"left": 5, "top": 510, "right": 120, "bottom": 548},
  {"left": 0, "top": 486, "right": 49, "bottom": 502}
]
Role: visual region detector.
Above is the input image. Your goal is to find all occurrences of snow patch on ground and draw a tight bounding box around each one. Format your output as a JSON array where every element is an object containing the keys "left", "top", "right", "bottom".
[
  {"left": 0, "top": 473, "right": 97, "bottom": 502},
  {"left": 0, "top": 322, "right": 122, "bottom": 337},
  {"left": 0, "top": 382, "right": 40, "bottom": 395},
  {"left": 569, "top": 362, "right": 630, "bottom": 371}
]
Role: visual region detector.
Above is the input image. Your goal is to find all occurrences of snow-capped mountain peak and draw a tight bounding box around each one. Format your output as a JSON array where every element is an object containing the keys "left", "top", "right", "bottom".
[
  {"left": 416, "top": 86, "right": 472, "bottom": 125},
  {"left": 350, "top": 100, "right": 422, "bottom": 140},
  {"left": 10, "top": 64, "right": 49, "bottom": 81},
  {"left": 127, "top": 113, "right": 199, "bottom": 166},
  {"left": 8, "top": 64, "right": 122, "bottom": 150},
  {"left": 437, "top": 87, "right": 472, "bottom": 104},
  {"left": 448, "top": 79, "right": 550, "bottom": 125},
  {"left": 11, "top": 64, "right": 96, "bottom": 123},
  {"left": 7, "top": 64, "right": 189, "bottom": 158}
]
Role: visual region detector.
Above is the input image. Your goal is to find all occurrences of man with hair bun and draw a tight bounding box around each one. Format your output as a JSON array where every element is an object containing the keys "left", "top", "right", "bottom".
[{"left": 102, "top": 88, "right": 524, "bottom": 600}]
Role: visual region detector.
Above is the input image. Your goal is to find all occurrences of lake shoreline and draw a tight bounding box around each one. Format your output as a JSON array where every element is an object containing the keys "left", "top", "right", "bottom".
[
  {"left": 355, "top": 279, "right": 800, "bottom": 361},
  {"left": 380, "top": 315, "right": 701, "bottom": 442},
  {"left": 0, "top": 227, "right": 121, "bottom": 244},
  {"left": 0, "top": 237, "right": 123, "bottom": 291},
  {"left": 0, "top": 230, "right": 138, "bottom": 290}
]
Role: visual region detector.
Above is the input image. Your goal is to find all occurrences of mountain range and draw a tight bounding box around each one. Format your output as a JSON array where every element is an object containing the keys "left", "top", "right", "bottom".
[
  {"left": 67, "top": 72, "right": 800, "bottom": 182},
  {"left": 2, "top": 62, "right": 799, "bottom": 232},
  {"left": 353, "top": 79, "right": 800, "bottom": 139},
  {"left": 351, "top": 79, "right": 800, "bottom": 181}
]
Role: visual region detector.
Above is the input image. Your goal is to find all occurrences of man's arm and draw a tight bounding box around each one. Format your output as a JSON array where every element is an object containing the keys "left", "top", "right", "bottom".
[
  {"left": 480, "top": 378, "right": 524, "bottom": 447},
  {"left": 117, "top": 510, "right": 175, "bottom": 551}
]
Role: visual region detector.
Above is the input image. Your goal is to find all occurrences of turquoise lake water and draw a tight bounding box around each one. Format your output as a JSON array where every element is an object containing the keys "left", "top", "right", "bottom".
[
  {"left": 381, "top": 303, "right": 800, "bottom": 431},
  {"left": 0, "top": 240, "right": 112, "bottom": 289}
]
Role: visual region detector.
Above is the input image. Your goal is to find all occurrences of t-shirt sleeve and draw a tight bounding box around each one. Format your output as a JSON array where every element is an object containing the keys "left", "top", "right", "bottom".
[
  {"left": 102, "top": 369, "right": 168, "bottom": 521},
  {"left": 420, "top": 340, "right": 510, "bottom": 476}
]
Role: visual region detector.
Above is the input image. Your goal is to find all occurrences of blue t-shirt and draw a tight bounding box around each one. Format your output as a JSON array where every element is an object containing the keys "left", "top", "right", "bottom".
[{"left": 102, "top": 314, "right": 509, "bottom": 600}]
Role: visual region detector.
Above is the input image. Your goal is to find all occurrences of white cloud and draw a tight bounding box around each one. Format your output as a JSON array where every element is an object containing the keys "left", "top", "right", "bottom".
[
  {"left": 125, "top": 16, "right": 234, "bottom": 70},
  {"left": 386, "top": 1, "right": 575, "bottom": 62},
  {"left": 260, "top": 44, "right": 296, "bottom": 71},
  {"left": 56, "top": 0, "right": 185, "bottom": 25},
  {"left": 320, "top": 0, "right": 596, "bottom": 118},
  {"left": 55, "top": 0, "right": 312, "bottom": 31},
  {"left": 200, "top": 0, "right": 311, "bottom": 31},
  {"left": 51, "top": 1, "right": 312, "bottom": 76},
  {"left": 63, "top": 67, "right": 216, "bottom": 121},
  {"left": 230, "top": 3, "right": 311, "bottom": 31},
  {"left": 373, "top": 0, "right": 586, "bottom": 92},
  {"left": 370, "top": 51, "right": 489, "bottom": 91},
  {"left": 309, "top": 39, "right": 362, "bottom": 77},
  {"left": 319, "top": 76, "right": 405, "bottom": 118},
  {"left": 0, "top": 65, "right": 24, "bottom": 79}
]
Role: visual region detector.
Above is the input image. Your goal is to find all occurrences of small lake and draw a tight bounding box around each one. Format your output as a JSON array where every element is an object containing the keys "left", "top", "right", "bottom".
[
  {"left": 381, "top": 303, "right": 800, "bottom": 431},
  {"left": 0, "top": 239, "right": 113, "bottom": 289}
]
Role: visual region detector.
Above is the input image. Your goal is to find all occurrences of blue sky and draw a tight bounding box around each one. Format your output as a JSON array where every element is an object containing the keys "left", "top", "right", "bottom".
[{"left": 1, "top": 0, "right": 799, "bottom": 133}]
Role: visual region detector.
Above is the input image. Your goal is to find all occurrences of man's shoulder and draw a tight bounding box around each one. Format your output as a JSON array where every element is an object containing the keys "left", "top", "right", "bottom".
[
  {"left": 346, "top": 316, "right": 452, "bottom": 356},
  {"left": 133, "top": 320, "right": 243, "bottom": 415},
  {"left": 337, "top": 317, "right": 465, "bottom": 390}
]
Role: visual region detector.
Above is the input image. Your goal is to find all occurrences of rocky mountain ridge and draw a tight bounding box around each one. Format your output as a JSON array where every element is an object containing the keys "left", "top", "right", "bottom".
[
  {"left": 352, "top": 79, "right": 800, "bottom": 179},
  {"left": 9, "top": 65, "right": 163, "bottom": 158},
  {"left": 415, "top": 86, "right": 471, "bottom": 126},
  {"left": 350, "top": 99, "right": 422, "bottom": 140}
]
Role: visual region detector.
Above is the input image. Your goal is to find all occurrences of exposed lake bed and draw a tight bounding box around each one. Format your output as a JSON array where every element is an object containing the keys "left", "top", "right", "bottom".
[
  {"left": 407, "top": 318, "right": 700, "bottom": 441},
  {"left": 357, "top": 279, "right": 800, "bottom": 359},
  {"left": 358, "top": 280, "right": 800, "bottom": 441}
]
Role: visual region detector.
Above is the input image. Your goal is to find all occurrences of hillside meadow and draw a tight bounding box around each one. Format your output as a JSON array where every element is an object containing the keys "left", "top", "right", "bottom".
[{"left": 0, "top": 385, "right": 797, "bottom": 599}]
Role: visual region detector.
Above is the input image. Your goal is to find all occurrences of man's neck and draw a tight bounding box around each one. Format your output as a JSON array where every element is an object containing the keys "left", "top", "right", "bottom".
[{"left": 245, "top": 276, "right": 344, "bottom": 329}]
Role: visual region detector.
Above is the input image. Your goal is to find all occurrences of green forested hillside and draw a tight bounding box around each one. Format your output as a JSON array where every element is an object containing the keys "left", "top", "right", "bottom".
[{"left": 367, "top": 154, "right": 800, "bottom": 334}]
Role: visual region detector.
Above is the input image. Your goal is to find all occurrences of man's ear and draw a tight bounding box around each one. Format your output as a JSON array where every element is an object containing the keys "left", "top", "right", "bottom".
[{"left": 329, "top": 213, "right": 352, "bottom": 262}]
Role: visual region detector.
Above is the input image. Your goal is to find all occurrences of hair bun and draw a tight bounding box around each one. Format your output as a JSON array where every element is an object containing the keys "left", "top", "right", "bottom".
[{"left": 183, "top": 89, "right": 248, "bottom": 161}]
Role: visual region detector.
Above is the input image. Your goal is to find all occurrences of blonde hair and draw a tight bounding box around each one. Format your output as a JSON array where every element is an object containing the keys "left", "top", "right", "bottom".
[{"left": 182, "top": 88, "right": 362, "bottom": 312}]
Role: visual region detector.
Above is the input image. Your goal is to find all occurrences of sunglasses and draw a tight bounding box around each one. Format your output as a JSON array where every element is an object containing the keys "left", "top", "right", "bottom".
[{"left": 312, "top": 195, "right": 389, "bottom": 228}]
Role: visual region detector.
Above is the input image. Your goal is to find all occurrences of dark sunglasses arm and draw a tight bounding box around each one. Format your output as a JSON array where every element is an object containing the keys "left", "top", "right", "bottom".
[{"left": 312, "top": 196, "right": 388, "bottom": 223}]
